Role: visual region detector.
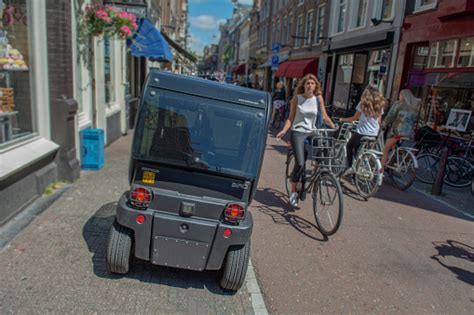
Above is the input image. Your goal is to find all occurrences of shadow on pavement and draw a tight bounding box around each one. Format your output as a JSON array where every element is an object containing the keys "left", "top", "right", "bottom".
[
  {"left": 431, "top": 240, "right": 474, "bottom": 286},
  {"left": 254, "top": 187, "right": 328, "bottom": 242},
  {"left": 374, "top": 184, "right": 473, "bottom": 221},
  {"left": 82, "top": 202, "right": 235, "bottom": 296}
]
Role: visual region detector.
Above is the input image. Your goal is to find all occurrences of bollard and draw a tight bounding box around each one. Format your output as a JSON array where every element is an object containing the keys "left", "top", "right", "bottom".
[{"left": 431, "top": 147, "right": 448, "bottom": 195}]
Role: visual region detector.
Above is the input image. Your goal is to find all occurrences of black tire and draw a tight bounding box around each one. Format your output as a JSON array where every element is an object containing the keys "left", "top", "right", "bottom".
[
  {"left": 354, "top": 152, "right": 382, "bottom": 199},
  {"left": 313, "top": 172, "right": 344, "bottom": 236},
  {"left": 416, "top": 153, "right": 440, "bottom": 184},
  {"left": 443, "top": 157, "right": 472, "bottom": 188},
  {"left": 285, "top": 152, "right": 295, "bottom": 198},
  {"left": 220, "top": 241, "right": 250, "bottom": 291},
  {"left": 390, "top": 148, "right": 417, "bottom": 190},
  {"left": 106, "top": 219, "right": 133, "bottom": 274}
]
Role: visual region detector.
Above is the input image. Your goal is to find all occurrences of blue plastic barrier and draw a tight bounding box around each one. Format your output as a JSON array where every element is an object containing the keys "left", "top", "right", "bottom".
[{"left": 80, "top": 128, "right": 105, "bottom": 170}]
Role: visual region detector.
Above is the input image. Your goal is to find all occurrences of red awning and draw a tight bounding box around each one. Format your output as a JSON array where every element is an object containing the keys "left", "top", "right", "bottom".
[
  {"left": 276, "top": 58, "right": 319, "bottom": 78},
  {"left": 232, "top": 63, "right": 246, "bottom": 74},
  {"left": 274, "top": 62, "right": 290, "bottom": 77}
]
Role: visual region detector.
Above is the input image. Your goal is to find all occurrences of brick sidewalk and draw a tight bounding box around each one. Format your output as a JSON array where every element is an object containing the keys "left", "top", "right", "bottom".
[{"left": 0, "top": 134, "right": 256, "bottom": 314}]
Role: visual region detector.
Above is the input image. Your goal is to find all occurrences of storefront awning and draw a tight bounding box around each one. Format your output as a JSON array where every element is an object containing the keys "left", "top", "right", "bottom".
[
  {"left": 232, "top": 63, "right": 246, "bottom": 74},
  {"left": 128, "top": 18, "right": 173, "bottom": 62},
  {"left": 161, "top": 32, "right": 197, "bottom": 63},
  {"left": 276, "top": 58, "right": 319, "bottom": 78}
]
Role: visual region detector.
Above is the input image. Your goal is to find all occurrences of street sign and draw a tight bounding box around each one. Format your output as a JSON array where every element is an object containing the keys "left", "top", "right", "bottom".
[
  {"left": 272, "top": 43, "right": 280, "bottom": 54},
  {"left": 271, "top": 55, "right": 279, "bottom": 70}
]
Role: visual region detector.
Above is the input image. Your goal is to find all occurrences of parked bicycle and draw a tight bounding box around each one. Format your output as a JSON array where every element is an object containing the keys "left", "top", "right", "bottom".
[
  {"left": 284, "top": 129, "right": 344, "bottom": 236},
  {"left": 416, "top": 131, "right": 473, "bottom": 188}
]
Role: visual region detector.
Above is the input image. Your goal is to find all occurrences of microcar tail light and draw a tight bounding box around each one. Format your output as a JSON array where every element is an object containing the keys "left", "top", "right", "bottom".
[
  {"left": 224, "top": 203, "right": 245, "bottom": 224},
  {"left": 129, "top": 186, "right": 153, "bottom": 209}
]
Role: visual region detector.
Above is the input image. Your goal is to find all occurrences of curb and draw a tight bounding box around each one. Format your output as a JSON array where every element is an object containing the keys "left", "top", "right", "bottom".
[
  {"left": 246, "top": 259, "right": 269, "bottom": 315},
  {"left": 0, "top": 185, "right": 71, "bottom": 252}
]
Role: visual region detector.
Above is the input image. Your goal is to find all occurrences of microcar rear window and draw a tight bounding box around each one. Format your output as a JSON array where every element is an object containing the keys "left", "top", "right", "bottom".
[{"left": 133, "top": 90, "right": 266, "bottom": 178}]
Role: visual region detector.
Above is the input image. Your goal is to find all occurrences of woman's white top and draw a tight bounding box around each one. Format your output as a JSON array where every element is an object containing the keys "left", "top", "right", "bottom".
[
  {"left": 355, "top": 102, "right": 382, "bottom": 136},
  {"left": 291, "top": 95, "right": 318, "bottom": 133}
]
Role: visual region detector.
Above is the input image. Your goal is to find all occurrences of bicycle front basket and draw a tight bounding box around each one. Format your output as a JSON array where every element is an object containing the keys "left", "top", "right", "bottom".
[{"left": 309, "top": 130, "right": 337, "bottom": 167}]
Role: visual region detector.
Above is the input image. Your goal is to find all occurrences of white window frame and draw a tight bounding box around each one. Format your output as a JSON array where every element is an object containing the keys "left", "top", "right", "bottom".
[
  {"left": 282, "top": 15, "right": 287, "bottom": 44},
  {"left": 414, "top": 0, "right": 437, "bottom": 13},
  {"left": 349, "top": 0, "right": 368, "bottom": 31},
  {"left": 332, "top": 0, "right": 347, "bottom": 35},
  {"left": 304, "top": 10, "right": 313, "bottom": 47},
  {"left": 295, "top": 14, "right": 303, "bottom": 48},
  {"left": 313, "top": 5, "right": 325, "bottom": 45},
  {"left": 372, "top": 0, "right": 395, "bottom": 21},
  {"left": 298, "top": 0, "right": 304, "bottom": 6}
]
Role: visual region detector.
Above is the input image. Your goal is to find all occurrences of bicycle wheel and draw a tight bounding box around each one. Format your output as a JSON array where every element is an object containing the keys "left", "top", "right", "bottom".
[
  {"left": 313, "top": 171, "right": 343, "bottom": 236},
  {"left": 354, "top": 152, "right": 382, "bottom": 199},
  {"left": 285, "top": 152, "right": 296, "bottom": 197},
  {"left": 390, "top": 148, "right": 417, "bottom": 190},
  {"left": 416, "top": 153, "right": 440, "bottom": 184},
  {"left": 444, "top": 157, "right": 472, "bottom": 188}
]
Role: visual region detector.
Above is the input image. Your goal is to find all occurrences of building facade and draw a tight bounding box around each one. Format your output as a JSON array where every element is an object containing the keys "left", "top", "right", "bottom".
[
  {"left": 325, "top": 0, "right": 405, "bottom": 114},
  {"left": 393, "top": 0, "right": 474, "bottom": 130}
]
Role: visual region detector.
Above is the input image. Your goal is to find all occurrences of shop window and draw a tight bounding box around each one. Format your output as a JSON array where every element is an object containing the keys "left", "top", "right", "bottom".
[
  {"left": 314, "top": 5, "right": 325, "bottom": 44},
  {"left": 333, "top": 53, "right": 353, "bottom": 111},
  {"left": 333, "top": 0, "right": 347, "bottom": 34},
  {"left": 428, "top": 39, "right": 458, "bottom": 68},
  {"left": 0, "top": 0, "right": 33, "bottom": 148},
  {"left": 414, "top": 0, "right": 437, "bottom": 12},
  {"left": 104, "top": 36, "right": 115, "bottom": 104},
  {"left": 458, "top": 37, "right": 474, "bottom": 68},
  {"left": 366, "top": 49, "right": 390, "bottom": 95},
  {"left": 350, "top": 0, "right": 368, "bottom": 29},
  {"left": 418, "top": 72, "right": 474, "bottom": 129}
]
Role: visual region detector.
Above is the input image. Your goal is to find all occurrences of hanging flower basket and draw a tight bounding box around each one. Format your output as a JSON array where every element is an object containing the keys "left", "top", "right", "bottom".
[{"left": 81, "top": 4, "right": 138, "bottom": 39}]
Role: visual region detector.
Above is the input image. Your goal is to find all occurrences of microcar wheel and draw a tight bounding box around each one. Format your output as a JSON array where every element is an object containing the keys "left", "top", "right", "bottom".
[
  {"left": 106, "top": 219, "right": 133, "bottom": 274},
  {"left": 220, "top": 241, "right": 250, "bottom": 291}
]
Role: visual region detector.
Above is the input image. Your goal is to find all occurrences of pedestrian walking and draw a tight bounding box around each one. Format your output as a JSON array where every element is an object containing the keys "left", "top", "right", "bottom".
[
  {"left": 271, "top": 81, "right": 286, "bottom": 125},
  {"left": 276, "top": 74, "right": 335, "bottom": 207}
]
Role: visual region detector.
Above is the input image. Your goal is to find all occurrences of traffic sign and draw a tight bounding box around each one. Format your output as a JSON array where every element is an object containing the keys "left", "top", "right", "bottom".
[
  {"left": 272, "top": 43, "right": 280, "bottom": 54},
  {"left": 271, "top": 55, "right": 279, "bottom": 69}
]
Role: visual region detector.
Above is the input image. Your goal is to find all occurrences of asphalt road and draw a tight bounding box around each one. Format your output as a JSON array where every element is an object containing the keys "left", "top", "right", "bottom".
[{"left": 250, "top": 129, "right": 474, "bottom": 314}]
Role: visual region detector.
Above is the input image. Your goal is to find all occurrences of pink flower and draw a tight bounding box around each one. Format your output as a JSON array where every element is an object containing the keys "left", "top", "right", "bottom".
[
  {"left": 132, "top": 22, "right": 138, "bottom": 31},
  {"left": 102, "top": 16, "right": 112, "bottom": 23},
  {"left": 120, "top": 26, "right": 132, "bottom": 36},
  {"left": 118, "top": 11, "right": 129, "bottom": 19},
  {"left": 95, "top": 10, "right": 108, "bottom": 19}
]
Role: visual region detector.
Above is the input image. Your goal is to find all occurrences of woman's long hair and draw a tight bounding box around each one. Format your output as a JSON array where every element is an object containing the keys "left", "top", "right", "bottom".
[
  {"left": 295, "top": 74, "right": 321, "bottom": 95},
  {"left": 399, "top": 89, "right": 420, "bottom": 112},
  {"left": 360, "top": 85, "right": 385, "bottom": 118}
]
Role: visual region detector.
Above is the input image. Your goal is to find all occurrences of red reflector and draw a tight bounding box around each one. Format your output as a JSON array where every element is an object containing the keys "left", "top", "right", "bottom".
[
  {"left": 136, "top": 215, "right": 145, "bottom": 224},
  {"left": 223, "top": 229, "right": 232, "bottom": 238}
]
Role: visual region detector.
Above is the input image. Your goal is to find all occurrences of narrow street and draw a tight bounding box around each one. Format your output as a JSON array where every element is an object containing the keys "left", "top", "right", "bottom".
[
  {"left": 1, "top": 130, "right": 472, "bottom": 314},
  {"left": 250, "top": 129, "right": 474, "bottom": 314}
]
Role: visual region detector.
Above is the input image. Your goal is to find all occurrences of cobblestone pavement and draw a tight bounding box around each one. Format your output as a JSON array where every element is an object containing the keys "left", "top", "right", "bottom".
[{"left": 0, "top": 134, "right": 255, "bottom": 314}]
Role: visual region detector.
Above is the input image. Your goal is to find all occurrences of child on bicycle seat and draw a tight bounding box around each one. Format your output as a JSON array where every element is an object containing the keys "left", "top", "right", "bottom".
[
  {"left": 276, "top": 74, "right": 335, "bottom": 207},
  {"left": 340, "top": 86, "right": 385, "bottom": 177}
]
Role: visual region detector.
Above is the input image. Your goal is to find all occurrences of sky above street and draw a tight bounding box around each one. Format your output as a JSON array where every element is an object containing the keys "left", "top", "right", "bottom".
[{"left": 188, "top": 0, "right": 253, "bottom": 55}]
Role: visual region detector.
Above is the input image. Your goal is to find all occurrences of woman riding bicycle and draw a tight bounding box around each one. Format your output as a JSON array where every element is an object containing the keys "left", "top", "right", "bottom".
[
  {"left": 340, "top": 86, "right": 385, "bottom": 177},
  {"left": 276, "top": 74, "right": 335, "bottom": 207},
  {"left": 381, "top": 89, "right": 419, "bottom": 168}
]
